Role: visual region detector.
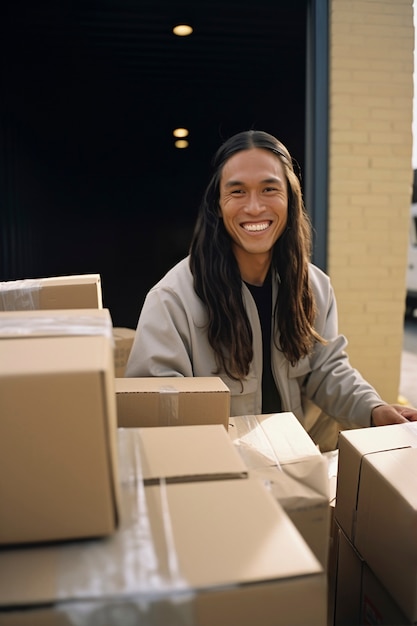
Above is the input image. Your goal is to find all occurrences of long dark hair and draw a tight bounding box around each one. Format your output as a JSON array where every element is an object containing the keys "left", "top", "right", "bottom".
[{"left": 189, "top": 130, "right": 324, "bottom": 380}]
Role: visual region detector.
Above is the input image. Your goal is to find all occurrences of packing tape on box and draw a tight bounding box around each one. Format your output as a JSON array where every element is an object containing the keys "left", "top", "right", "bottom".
[
  {"left": 0, "top": 278, "right": 42, "bottom": 310},
  {"left": 158, "top": 386, "right": 180, "bottom": 426},
  {"left": 0, "top": 312, "right": 114, "bottom": 342},
  {"left": 49, "top": 429, "right": 195, "bottom": 624},
  {"left": 231, "top": 415, "right": 329, "bottom": 498},
  {"left": 0, "top": 489, "right": 195, "bottom": 624},
  {"left": 231, "top": 414, "right": 283, "bottom": 471}
]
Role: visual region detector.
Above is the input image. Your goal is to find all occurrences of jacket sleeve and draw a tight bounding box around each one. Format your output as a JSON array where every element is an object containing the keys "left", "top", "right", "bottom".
[
  {"left": 124, "top": 286, "right": 194, "bottom": 378},
  {"left": 302, "top": 274, "right": 384, "bottom": 429}
]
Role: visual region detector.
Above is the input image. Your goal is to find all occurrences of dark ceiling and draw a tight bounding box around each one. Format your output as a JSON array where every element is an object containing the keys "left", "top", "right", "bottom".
[
  {"left": 1, "top": 0, "right": 308, "bottom": 327},
  {"left": 3, "top": 0, "right": 307, "bottom": 151}
]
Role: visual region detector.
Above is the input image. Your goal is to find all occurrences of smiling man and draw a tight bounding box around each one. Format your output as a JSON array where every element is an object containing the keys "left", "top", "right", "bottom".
[
  {"left": 126, "top": 130, "right": 417, "bottom": 451},
  {"left": 219, "top": 148, "right": 288, "bottom": 285}
]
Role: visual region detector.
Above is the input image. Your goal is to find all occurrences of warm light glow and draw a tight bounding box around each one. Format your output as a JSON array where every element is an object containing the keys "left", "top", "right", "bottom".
[
  {"left": 173, "top": 24, "right": 193, "bottom": 36},
  {"left": 173, "top": 128, "right": 189, "bottom": 138},
  {"left": 175, "top": 139, "right": 189, "bottom": 149}
]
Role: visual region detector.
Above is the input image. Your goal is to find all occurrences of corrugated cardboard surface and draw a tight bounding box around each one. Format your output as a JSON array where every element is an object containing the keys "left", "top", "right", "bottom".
[
  {"left": 115, "top": 377, "right": 230, "bottom": 429},
  {"left": 229, "top": 413, "right": 330, "bottom": 567},
  {"left": 333, "top": 525, "right": 412, "bottom": 626},
  {"left": 361, "top": 562, "right": 412, "bottom": 626},
  {"left": 335, "top": 422, "right": 417, "bottom": 543},
  {"left": 0, "top": 479, "right": 326, "bottom": 626},
  {"left": 0, "top": 333, "right": 119, "bottom": 545},
  {"left": 0, "top": 274, "right": 102, "bottom": 310},
  {"left": 118, "top": 424, "right": 247, "bottom": 484},
  {"left": 355, "top": 447, "right": 417, "bottom": 622},
  {"left": 112, "top": 327, "right": 135, "bottom": 377}
]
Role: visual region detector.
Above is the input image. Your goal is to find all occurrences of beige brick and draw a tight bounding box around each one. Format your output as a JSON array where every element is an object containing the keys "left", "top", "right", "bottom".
[
  {"left": 328, "top": 0, "right": 412, "bottom": 402},
  {"left": 355, "top": 119, "right": 394, "bottom": 133}
]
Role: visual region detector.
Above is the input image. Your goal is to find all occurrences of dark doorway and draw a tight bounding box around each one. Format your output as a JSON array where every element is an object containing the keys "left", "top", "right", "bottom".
[{"left": 1, "top": 0, "right": 308, "bottom": 328}]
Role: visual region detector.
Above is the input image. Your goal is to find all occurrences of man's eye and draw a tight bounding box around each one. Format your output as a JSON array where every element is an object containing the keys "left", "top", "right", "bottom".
[
  {"left": 264, "top": 187, "right": 278, "bottom": 193},
  {"left": 231, "top": 189, "right": 244, "bottom": 195}
]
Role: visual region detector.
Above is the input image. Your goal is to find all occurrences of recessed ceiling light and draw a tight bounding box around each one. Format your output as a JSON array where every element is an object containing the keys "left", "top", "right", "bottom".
[
  {"left": 175, "top": 139, "right": 189, "bottom": 149},
  {"left": 173, "top": 128, "right": 189, "bottom": 138},
  {"left": 173, "top": 24, "right": 193, "bottom": 37}
]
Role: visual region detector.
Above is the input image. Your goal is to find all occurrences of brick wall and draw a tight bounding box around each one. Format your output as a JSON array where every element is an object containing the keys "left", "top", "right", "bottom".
[{"left": 328, "top": 0, "right": 414, "bottom": 402}]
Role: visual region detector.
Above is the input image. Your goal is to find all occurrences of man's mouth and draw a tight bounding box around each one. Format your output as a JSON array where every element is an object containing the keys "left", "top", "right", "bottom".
[{"left": 241, "top": 221, "right": 271, "bottom": 232}]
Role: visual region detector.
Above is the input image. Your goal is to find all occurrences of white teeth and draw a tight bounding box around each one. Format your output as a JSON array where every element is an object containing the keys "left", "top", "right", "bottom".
[{"left": 243, "top": 222, "right": 269, "bottom": 232}]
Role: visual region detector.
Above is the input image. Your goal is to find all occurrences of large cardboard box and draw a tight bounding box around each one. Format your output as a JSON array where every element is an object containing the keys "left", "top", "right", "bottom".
[
  {"left": 0, "top": 478, "right": 327, "bottom": 626},
  {"left": 112, "top": 327, "right": 135, "bottom": 377},
  {"left": 355, "top": 446, "right": 417, "bottom": 622},
  {"left": 332, "top": 525, "right": 412, "bottom": 626},
  {"left": 118, "top": 424, "right": 248, "bottom": 485},
  {"left": 0, "top": 309, "right": 120, "bottom": 545},
  {"left": 115, "top": 377, "right": 230, "bottom": 429},
  {"left": 335, "top": 423, "right": 417, "bottom": 623},
  {"left": 335, "top": 422, "right": 417, "bottom": 543},
  {"left": 228, "top": 413, "right": 330, "bottom": 568},
  {"left": 0, "top": 274, "right": 102, "bottom": 310},
  {"left": 332, "top": 525, "right": 362, "bottom": 626}
]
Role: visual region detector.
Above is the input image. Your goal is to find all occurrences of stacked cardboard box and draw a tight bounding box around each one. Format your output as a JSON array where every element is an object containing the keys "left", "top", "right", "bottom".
[
  {"left": 331, "top": 422, "right": 417, "bottom": 625},
  {"left": 115, "top": 376, "right": 231, "bottom": 429},
  {"left": 0, "top": 426, "right": 327, "bottom": 626},
  {"left": 0, "top": 308, "right": 120, "bottom": 544},
  {"left": 0, "top": 274, "right": 103, "bottom": 310},
  {"left": 0, "top": 290, "right": 333, "bottom": 623},
  {"left": 0, "top": 273, "right": 139, "bottom": 380}
]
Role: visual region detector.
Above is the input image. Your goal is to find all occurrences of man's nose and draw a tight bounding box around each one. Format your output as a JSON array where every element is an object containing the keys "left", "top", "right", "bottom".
[{"left": 246, "top": 193, "right": 264, "bottom": 213}]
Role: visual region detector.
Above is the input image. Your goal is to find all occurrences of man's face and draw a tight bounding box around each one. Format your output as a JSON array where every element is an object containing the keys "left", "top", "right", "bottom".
[{"left": 219, "top": 148, "right": 289, "bottom": 269}]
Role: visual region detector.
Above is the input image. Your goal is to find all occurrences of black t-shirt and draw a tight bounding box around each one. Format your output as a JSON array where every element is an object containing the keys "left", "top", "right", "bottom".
[{"left": 245, "top": 273, "right": 282, "bottom": 414}]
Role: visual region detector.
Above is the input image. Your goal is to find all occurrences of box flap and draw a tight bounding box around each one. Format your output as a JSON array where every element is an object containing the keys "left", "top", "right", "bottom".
[
  {"left": 229, "top": 414, "right": 329, "bottom": 498},
  {"left": 151, "top": 479, "right": 322, "bottom": 588},
  {"left": 118, "top": 425, "right": 248, "bottom": 483},
  {"left": 0, "top": 479, "right": 322, "bottom": 609},
  {"left": 115, "top": 376, "right": 230, "bottom": 393}
]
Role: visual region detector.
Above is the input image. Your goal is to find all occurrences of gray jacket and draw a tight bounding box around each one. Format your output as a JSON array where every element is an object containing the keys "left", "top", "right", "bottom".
[{"left": 125, "top": 257, "right": 384, "bottom": 450}]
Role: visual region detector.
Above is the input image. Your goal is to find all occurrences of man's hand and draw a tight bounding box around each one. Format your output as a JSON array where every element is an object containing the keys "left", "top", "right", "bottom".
[{"left": 371, "top": 404, "right": 417, "bottom": 427}]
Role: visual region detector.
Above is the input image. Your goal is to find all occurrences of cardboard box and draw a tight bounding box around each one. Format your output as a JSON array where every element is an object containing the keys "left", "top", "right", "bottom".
[
  {"left": 0, "top": 274, "right": 103, "bottom": 310},
  {"left": 228, "top": 413, "right": 330, "bottom": 568},
  {"left": 118, "top": 424, "right": 248, "bottom": 485},
  {"left": 355, "top": 446, "right": 417, "bottom": 622},
  {"left": 0, "top": 309, "right": 119, "bottom": 544},
  {"left": 361, "top": 561, "right": 413, "bottom": 626},
  {"left": 332, "top": 525, "right": 413, "bottom": 626},
  {"left": 335, "top": 422, "right": 417, "bottom": 544},
  {"left": 335, "top": 423, "right": 417, "bottom": 622},
  {"left": 332, "top": 524, "right": 362, "bottom": 626},
  {"left": 115, "top": 377, "right": 230, "bottom": 429},
  {"left": 0, "top": 478, "right": 327, "bottom": 626},
  {"left": 112, "top": 327, "right": 135, "bottom": 377}
]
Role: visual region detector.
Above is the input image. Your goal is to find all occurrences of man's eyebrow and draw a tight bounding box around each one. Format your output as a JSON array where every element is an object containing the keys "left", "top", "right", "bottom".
[
  {"left": 224, "top": 179, "right": 244, "bottom": 188},
  {"left": 224, "top": 176, "right": 283, "bottom": 188}
]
